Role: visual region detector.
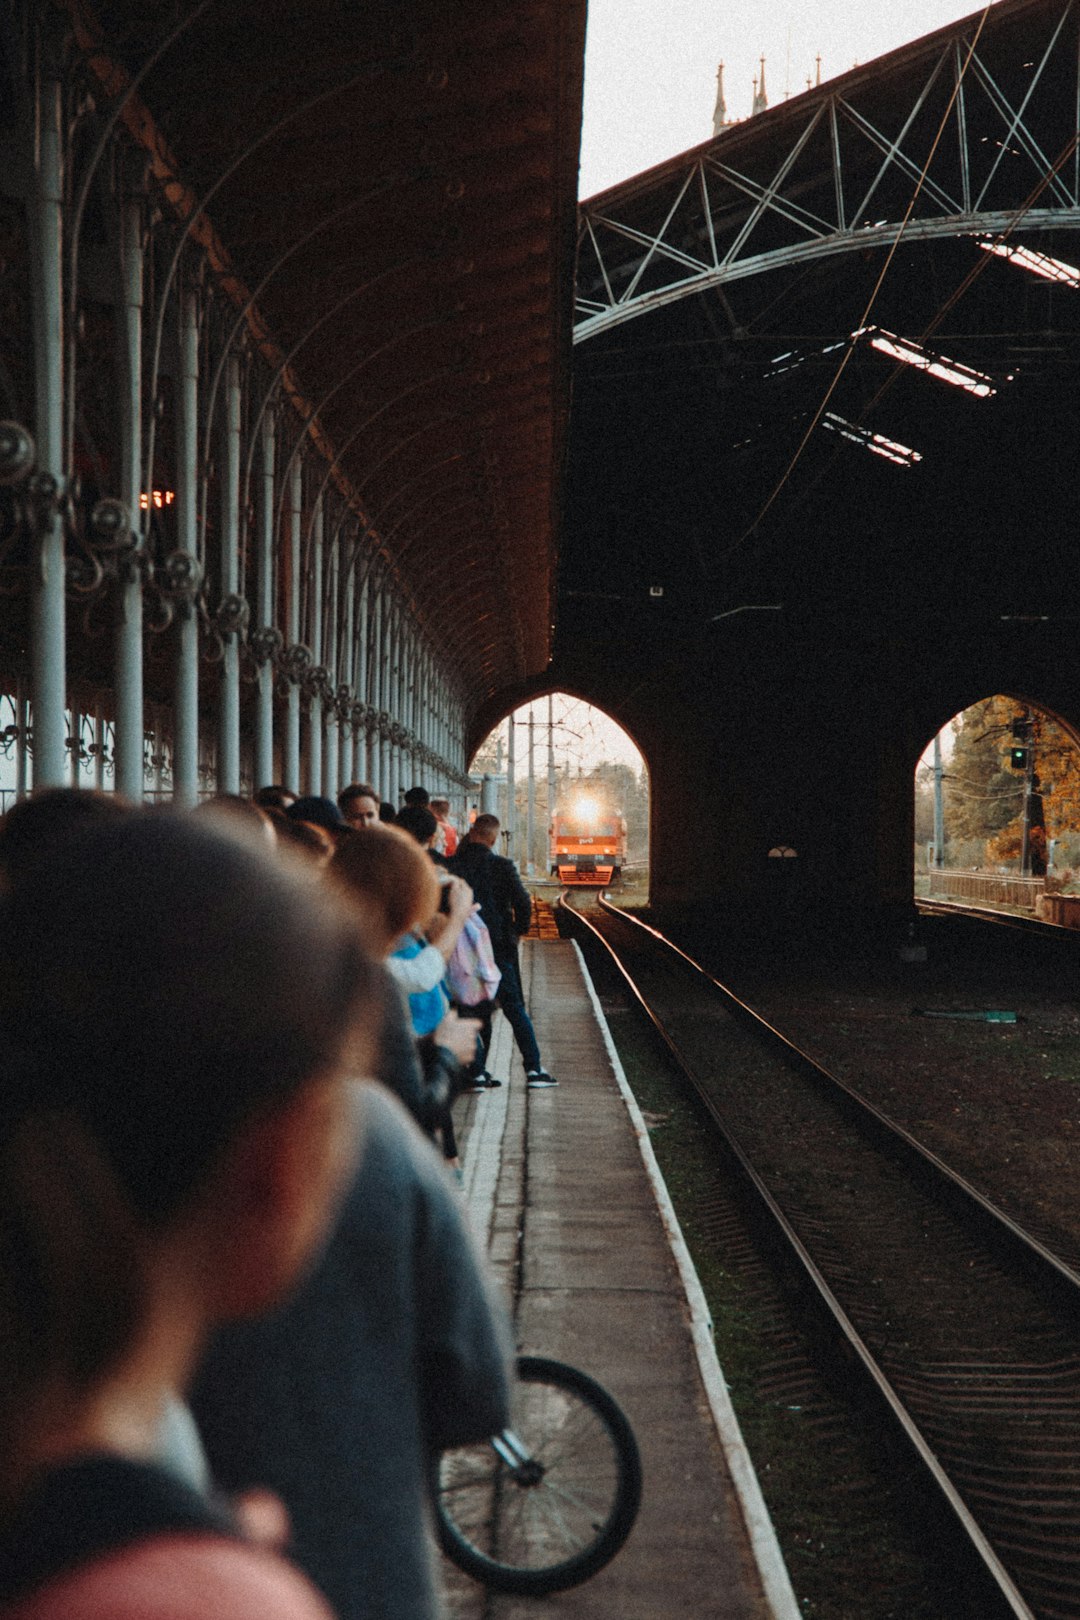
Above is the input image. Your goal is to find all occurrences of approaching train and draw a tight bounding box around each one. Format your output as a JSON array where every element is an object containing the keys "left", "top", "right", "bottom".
[{"left": 549, "top": 795, "right": 627, "bottom": 886}]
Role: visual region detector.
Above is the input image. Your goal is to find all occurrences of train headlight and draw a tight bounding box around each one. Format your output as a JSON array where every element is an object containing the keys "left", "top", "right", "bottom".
[{"left": 573, "top": 794, "right": 601, "bottom": 827}]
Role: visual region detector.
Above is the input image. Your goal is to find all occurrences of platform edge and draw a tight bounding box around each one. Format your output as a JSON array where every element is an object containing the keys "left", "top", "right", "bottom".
[{"left": 570, "top": 939, "right": 802, "bottom": 1620}]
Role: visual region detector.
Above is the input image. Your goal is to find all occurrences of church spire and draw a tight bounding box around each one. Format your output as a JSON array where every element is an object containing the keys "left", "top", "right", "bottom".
[
  {"left": 712, "top": 61, "right": 728, "bottom": 136},
  {"left": 752, "top": 55, "right": 768, "bottom": 115}
]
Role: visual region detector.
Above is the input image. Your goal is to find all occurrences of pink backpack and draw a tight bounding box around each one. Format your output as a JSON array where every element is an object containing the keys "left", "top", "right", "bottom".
[{"left": 446, "top": 913, "right": 502, "bottom": 1006}]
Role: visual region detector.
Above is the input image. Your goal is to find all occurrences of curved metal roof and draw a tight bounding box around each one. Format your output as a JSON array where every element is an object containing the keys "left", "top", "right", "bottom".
[
  {"left": 576, "top": 0, "right": 1080, "bottom": 338},
  {"left": 75, "top": 0, "right": 585, "bottom": 714},
  {"left": 557, "top": 0, "right": 1080, "bottom": 714}
]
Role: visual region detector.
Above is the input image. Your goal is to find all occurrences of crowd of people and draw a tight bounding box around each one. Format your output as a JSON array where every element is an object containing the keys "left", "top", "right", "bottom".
[{"left": 0, "top": 775, "right": 558, "bottom": 1619}]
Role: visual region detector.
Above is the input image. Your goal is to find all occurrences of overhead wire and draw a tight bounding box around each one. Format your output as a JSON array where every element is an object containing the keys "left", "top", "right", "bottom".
[
  {"left": 849, "top": 125, "right": 1080, "bottom": 426},
  {"left": 717, "top": 6, "right": 995, "bottom": 561},
  {"left": 710, "top": 133, "right": 1080, "bottom": 584}
]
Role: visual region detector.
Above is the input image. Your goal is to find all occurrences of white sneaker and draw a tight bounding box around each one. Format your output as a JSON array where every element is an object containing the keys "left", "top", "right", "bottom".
[{"left": 527, "top": 1070, "right": 558, "bottom": 1088}]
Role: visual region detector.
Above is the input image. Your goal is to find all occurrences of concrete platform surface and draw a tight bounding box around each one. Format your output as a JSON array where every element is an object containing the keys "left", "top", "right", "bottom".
[{"left": 445, "top": 938, "right": 799, "bottom": 1620}]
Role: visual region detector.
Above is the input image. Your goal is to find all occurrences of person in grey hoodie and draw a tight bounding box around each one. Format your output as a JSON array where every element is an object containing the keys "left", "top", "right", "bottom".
[{"left": 191, "top": 1080, "right": 512, "bottom": 1620}]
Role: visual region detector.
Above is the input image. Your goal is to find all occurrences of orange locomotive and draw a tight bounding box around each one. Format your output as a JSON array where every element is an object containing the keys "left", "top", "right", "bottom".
[{"left": 549, "top": 796, "right": 627, "bottom": 886}]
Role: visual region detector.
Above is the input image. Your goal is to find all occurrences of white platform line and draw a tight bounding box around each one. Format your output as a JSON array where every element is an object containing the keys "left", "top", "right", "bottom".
[
  {"left": 461, "top": 1013, "right": 513, "bottom": 1245},
  {"left": 571, "top": 939, "right": 802, "bottom": 1620}
]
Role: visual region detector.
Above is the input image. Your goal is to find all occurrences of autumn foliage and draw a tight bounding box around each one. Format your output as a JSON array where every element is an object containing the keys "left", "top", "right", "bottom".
[{"left": 918, "top": 695, "right": 1080, "bottom": 875}]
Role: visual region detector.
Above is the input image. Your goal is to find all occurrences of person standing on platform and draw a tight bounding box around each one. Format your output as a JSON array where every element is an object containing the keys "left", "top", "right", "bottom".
[
  {"left": 338, "top": 783, "right": 380, "bottom": 829},
  {"left": 430, "top": 798, "right": 459, "bottom": 857},
  {"left": 0, "top": 811, "right": 377, "bottom": 1620},
  {"left": 450, "top": 813, "right": 557, "bottom": 1089}
]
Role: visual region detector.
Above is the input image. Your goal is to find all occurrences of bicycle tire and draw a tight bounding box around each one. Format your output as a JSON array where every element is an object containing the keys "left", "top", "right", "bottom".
[{"left": 434, "top": 1354, "right": 642, "bottom": 1596}]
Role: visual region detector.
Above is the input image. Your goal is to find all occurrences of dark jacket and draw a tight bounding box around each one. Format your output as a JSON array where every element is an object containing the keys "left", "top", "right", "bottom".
[
  {"left": 191, "top": 1085, "right": 512, "bottom": 1620},
  {"left": 449, "top": 838, "right": 532, "bottom": 963}
]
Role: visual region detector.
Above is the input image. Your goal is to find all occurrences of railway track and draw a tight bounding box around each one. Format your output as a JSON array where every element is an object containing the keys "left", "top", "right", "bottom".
[
  {"left": 916, "top": 897, "right": 1070, "bottom": 936},
  {"left": 561, "top": 893, "right": 1080, "bottom": 1620}
]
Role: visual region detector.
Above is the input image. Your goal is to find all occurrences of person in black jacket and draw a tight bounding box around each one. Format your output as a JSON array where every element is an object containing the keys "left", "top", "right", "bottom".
[{"left": 450, "top": 813, "right": 557, "bottom": 1088}]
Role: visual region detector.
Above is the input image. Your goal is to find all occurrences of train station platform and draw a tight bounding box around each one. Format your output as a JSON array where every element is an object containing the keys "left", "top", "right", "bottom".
[{"left": 447, "top": 938, "right": 800, "bottom": 1620}]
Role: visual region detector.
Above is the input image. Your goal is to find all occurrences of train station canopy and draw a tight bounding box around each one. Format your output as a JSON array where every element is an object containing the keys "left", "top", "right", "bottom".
[
  {"left": 70, "top": 0, "right": 585, "bottom": 712},
  {"left": 557, "top": 0, "right": 1080, "bottom": 713}
]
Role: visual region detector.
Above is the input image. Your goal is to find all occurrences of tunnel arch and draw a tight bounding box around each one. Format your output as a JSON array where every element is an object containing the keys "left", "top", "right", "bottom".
[
  {"left": 468, "top": 690, "right": 650, "bottom": 888},
  {"left": 915, "top": 691, "right": 1080, "bottom": 907},
  {"left": 466, "top": 677, "right": 651, "bottom": 767}
]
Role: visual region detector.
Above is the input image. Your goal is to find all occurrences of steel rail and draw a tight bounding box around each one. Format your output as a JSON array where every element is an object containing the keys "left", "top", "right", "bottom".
[
  {"left": 591, "top": 894, "right": 1080, "bottom": 1314},
  {"left": 559, "top": 891, "right": 1035, "bottom": 1618},
  {"left": 916, "top": 896, "right": 1074, "bottom": 934}
]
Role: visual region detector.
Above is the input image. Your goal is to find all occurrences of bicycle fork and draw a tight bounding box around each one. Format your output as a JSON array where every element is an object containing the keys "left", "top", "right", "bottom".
[{"left": 491, "top": 1428, "right": 545, "bottom": 1486}]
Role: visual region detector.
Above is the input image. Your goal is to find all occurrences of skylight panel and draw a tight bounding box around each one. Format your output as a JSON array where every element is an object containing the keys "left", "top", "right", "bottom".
[
  {"left": 821, "top": 411, "right": 922, "bottom": 468},
  {"left": 857, "top": 327, "right": 998, "bottom": 397},
  {"left": 979, "top": 241, "right": 1080, "bottom": 288}
]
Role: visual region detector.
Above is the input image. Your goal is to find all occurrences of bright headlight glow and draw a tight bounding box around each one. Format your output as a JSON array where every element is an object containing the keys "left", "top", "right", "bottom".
[{"left": 572, "top": 794, "right": 601, "bottom": 826}]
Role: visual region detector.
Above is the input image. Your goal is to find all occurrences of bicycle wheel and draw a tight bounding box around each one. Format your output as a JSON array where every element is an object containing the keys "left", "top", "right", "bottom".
[{"left": 434, "top": 1354, "right": 642, "bottom": 1596}]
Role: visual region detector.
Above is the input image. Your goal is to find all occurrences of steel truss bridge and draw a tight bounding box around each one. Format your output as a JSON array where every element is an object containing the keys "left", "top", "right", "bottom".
[{"left": 575, "top": 0, "right": 1080, "bottom": 342}]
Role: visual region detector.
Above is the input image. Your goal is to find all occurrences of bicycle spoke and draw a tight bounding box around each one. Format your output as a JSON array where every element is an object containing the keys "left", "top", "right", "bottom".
[{"left": 435, "top": 1356, "right": 642, "bottom": 1594}]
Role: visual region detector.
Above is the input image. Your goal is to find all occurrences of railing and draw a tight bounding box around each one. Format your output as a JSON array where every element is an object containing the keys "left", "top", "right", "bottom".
[{"left": 927, "top": 870, "right": 1045, "bottom": 910}]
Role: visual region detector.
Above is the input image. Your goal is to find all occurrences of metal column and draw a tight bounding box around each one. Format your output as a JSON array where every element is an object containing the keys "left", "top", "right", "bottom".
[
  {"left": 217, "top": 354, "right": 242, "bottom": 793},
  {"left": 92, "top": 700, "right": 105, "bottom": 791},
  {"left": 173, "top": 286, "right": 200, "bottom": 807},
  {"left": 388, "top": 601, "right": 401, "bottom": 803},
  {"left": 932, "top": 732, "right": 944, "bottom": 869},
  {"left": 368, "top": 571, "right": 381, "bottom": 791},
  {"left": 401, "top": 616, "right": 414, "bottom": 792},
  {"left": 284, "top": 460, "right": 302, "bottom": 791},
  {"left": 322, "top": 518, "right": 339, "bottom": 797},
  {"left": 15, "top": 678, "right": 30, "bottom": 797},
  {"left": 114, "top": 186, "right": 144, "bottom": 801},
  {"left": 506, "top": 713, "right": 517, "bottom": 862},
  {"left": 526, "top": 707, "right": 536, "bottom": 876},
  {"left": 339, "top": 534, "right": 355, "bottom": 787},
  {"left": 356, "top": 568, "right": 371, "bottom": 782},
  {"left": 69, "top": 707, "right": 80, "bottom": 787},
  {"left": 152, "top": 708, "right": 165, "bottom": 797},
  {"left": 547, "top": 691, "right": 556, "bottom": 833},
  {"left": 377, "top": 589, "right": 390, "bottom": 796},
  {"left": 383, "top": 597, "right": 395, "bottom": 804},
  {"left": 307, "top": 494, "right": 323, "bottom": 796},
  {"left": 254, "top": 413, "right": 276, "bottom": 790},
  {"left": 28, "top": 64, "right": 67, "bottom": 788}
]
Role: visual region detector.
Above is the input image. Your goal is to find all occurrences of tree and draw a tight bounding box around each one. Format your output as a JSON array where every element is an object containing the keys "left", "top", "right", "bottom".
[
  {"left": 943, "top": 696, "right": 1024, "bottom": 849},
  {"left": 935, "top": 696, "right": 1080, "bottom": 871}
]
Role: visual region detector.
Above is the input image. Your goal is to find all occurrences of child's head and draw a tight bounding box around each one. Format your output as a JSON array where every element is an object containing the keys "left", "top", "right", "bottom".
[
  {"left": 0, "top": 810, "right": 376, "bottom": 1477},
  {"left": 329, "top": 821, "right": 440, "bottom": 956}
]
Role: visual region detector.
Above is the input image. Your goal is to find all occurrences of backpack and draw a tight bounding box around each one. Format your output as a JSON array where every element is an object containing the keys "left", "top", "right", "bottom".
[{"left": 446, "top": 913, "right": 502, "bottom": 1007}]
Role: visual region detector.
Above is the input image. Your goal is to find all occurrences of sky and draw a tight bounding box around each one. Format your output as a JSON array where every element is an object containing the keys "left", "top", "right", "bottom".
[
  {"left": 479, "top": 696, "right": 647, "bottom": 777},
  {"left": 580, "top": 0, "right": 992, "bottom": 197}
]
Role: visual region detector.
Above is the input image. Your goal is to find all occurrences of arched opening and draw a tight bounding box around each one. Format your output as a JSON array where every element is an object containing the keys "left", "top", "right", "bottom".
[
  {"left": 915, "top": 694, "right": 1080, "bottom": 917},
  {"left": 469, "top": 693, "right": 649, "bottom": 893}
]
